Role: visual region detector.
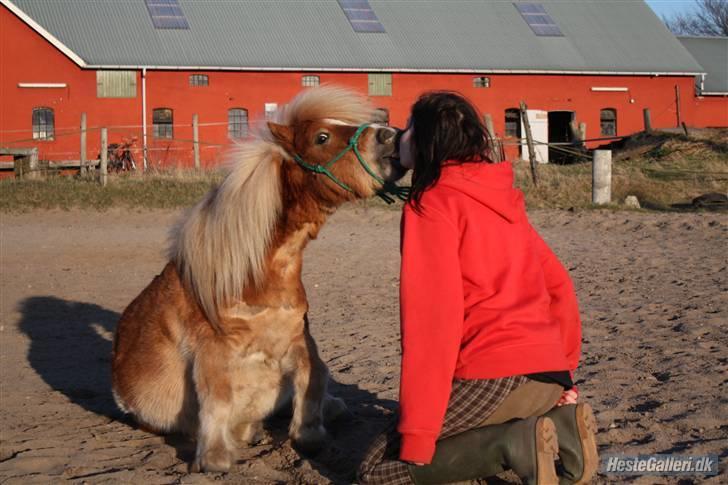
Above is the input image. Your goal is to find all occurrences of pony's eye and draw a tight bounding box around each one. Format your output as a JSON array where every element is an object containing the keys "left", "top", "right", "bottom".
[{"left": 315, "top": 133, "right": 330, "bottom": 145}]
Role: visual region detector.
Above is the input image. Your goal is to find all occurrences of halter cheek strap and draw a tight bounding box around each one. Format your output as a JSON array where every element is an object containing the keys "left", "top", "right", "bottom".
[{"left": 293, "top": 123, "right": 409, "bottom": 203}]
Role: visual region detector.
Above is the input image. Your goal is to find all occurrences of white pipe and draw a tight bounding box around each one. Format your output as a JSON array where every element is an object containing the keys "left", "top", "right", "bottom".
[
  {"left": 591, "top": 87, "right": 629, "bottom": 92},
  {"left": 142, "top": 68, "right": 148, "bottom": 171},
  {"left": 18, "top": 83, "right": 67, "bottom": 88}
]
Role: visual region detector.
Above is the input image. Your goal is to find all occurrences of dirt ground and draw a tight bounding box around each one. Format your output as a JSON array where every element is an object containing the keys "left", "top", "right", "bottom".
[{"left": 0, "top": 205, "right": 726, "bottom": 484}]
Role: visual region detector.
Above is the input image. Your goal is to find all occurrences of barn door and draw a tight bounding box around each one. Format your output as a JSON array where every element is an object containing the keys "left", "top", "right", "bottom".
[
  {"left": 548, "top": 111, "right": 574, "bottom": 163},
  {"left": 521, "top": 109, "right": 549, "bottom": 164}
]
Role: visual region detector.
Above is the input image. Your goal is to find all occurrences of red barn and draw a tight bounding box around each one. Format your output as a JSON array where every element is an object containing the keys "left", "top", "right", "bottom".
[
  {"left": 678, "top": 36, "right": 728, "bottom": 123},
  {"left": 1, "top": 0, "right": 726, "bottom": 169}
]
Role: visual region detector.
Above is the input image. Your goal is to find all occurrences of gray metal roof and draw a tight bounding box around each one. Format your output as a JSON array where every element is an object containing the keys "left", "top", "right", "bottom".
[
  {"left": 678, "top": 37, "right": 728, "bottom": 94},
  {"left": 5, "top": 0, "right": 704, "bottom": 74}
]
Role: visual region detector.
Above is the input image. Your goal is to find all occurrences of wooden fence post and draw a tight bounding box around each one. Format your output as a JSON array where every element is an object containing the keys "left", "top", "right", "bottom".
[
  {"left": 13, "top": 155, "right": 24, "bottom": 180},
  {"left": 100, "top": 128, "right": 108, "bottom": 187},
  {"left": 193, "top": 114, "right": 200, "bottom": 170},
  {"left": 579, "top": 122, "right": 587, "bottom": 143},
  {"left": 592, "top": 150, "right": 612, "bottom": 205},
  {"left": 519, "top": 101, "right": 538, "bottom": 186},
  {"left": 80, "top": 112, "right": 87, "bottom": 176},
  {"left": 675, "top": 84, "right": 681, "bottom": 128},
  {"left": 483, "top": 113, "right": 501, "bottom": 162},
  {"left": 643, "top": 108, "right": 652, "bottom": 133}
]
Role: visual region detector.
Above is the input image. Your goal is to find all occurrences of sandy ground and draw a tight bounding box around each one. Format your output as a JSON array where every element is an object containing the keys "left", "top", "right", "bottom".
[{"left": 0, "top": 205, "right": 726, "bottom": 484}]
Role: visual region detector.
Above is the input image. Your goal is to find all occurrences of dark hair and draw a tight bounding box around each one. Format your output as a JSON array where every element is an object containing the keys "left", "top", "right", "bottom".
[{"left": 407, "top": 91, "right": 494, "bottom": 211}]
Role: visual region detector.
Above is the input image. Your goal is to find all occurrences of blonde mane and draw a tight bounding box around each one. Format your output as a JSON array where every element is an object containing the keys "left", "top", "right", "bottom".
[
  {"left": 170, "top": 86, "right": 374, "bottom": 327},
  {"left": 269, "top": 84, "right": 374, "bottom": 133}
]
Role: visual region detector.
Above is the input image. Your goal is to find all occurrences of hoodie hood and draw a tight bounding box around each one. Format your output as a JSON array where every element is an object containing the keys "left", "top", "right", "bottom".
[{"left": 436, "top": 161, "right": 526, "bottom": 223}]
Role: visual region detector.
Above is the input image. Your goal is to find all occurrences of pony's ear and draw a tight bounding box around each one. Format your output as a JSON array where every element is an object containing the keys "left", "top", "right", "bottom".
[{"left": 267, "top": 122, "right": 295, "bottom": 154}]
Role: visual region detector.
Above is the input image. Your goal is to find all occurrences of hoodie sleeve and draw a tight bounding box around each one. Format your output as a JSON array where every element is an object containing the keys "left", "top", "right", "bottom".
[
  {"left": 398, "top": 205, "right": 464, "bottom": 464},
  {"left": 530, "top": 226, "right": 582, "bottom": 373}
]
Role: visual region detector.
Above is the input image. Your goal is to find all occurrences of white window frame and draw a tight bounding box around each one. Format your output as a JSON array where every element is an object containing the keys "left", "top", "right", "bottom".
[
  {"left": 32, "top": 107, "right": 55, "bottom": 140},
  {"left": 302, "top": 75, "right": 320, "bottom": 87},
  {"left": 228, "top": 108, "right": 249, "bottom": 139},
  {"left": 153, "top": 108, "right": 174, "bottom": 139},
  {"left": 189, "top": 74, "right": 209, "bottom": 87},
  {"left": 473, "top": 76, "right": 490, "bottom": 88}
]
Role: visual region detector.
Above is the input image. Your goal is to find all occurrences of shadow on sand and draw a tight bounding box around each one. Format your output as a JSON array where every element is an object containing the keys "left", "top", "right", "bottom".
[
  {"left": 16, "top": 295, "right": 397, "bottom": 483},
  {"left": 17, "top": 296, "right": 122, "bottom": 419}
]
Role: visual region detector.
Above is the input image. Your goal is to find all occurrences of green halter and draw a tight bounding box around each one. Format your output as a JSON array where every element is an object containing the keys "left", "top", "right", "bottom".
[{"left": 293, "top": 123, "right": 409, "bottom": 204}]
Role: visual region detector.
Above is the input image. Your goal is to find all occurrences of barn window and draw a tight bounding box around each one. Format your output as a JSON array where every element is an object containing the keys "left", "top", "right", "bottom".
[
  {"left": 600, "top": 108, "right": 617, "bottom": 137},
  {"left": 32, "top": 107, "right": 55, "bottom": 140},
  {"left": 505, "top": 108, "right": 521, "bottom": 138},
  {"left": 189, "top": 74, "right": 209, "bottom": 87},
  {"left": 264, "top": 103, "right": 278, "bottom": 121},
  {"left": 302, "top": 75, "right": 320, "bottom": 87},
  {"left": 97, "top": 71, "right": 137, "bottom": 98},
  {"left": 153, "top": 108, "right": 173, "bottom": 139},
  {"left": 368, "top": 73, "right": 392, "bottom": 96},
  {"left": 473, "top": 76, "right": 490, "bottom": 88},
  {"left": 228, "top": 108, "right": 248, "bottom": 139},
  {"left": 373, "top": 108, "right": 389, "bottom": 126}
]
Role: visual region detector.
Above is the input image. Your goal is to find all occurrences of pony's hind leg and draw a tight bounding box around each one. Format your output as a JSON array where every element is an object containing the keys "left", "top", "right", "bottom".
[{"left": 191, "top": 344, "right": 235, "bottom": 473}]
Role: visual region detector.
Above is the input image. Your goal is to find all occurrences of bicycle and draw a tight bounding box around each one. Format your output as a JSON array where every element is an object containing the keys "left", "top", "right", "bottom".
[{"left": 106, "top": 136, "right": 138, "bottom": 172}]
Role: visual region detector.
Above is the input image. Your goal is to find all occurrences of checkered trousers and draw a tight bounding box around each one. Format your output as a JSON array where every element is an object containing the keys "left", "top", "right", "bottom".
[{"left": 357, "top": 375, "right": 528, "bottom": 485}]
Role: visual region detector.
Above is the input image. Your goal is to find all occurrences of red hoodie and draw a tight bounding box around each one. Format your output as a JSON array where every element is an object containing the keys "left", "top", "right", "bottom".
[{"left": 397, "top": 161, "right": 581, "bottom": 464}]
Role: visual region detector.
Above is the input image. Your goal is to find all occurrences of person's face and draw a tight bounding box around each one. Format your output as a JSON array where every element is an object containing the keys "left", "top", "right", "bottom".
[{"left": 398, "top": 124, "right": 415, "bottom": 170}]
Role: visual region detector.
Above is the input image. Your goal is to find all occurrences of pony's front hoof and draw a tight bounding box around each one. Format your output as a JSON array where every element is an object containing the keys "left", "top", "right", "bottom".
[
  {"left": 291, "top": 424, "right": 327, "bottom": 456},
  {"left": 191, "top": 447, "right": 233, "bottom": 473}
]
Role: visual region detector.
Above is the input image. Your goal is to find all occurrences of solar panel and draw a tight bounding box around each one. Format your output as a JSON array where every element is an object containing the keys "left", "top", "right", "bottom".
[
  {"left": 532, "top": 24, "right": 563, "bottom": 36},
  {"left": 338, "top": 0, "right": 386, "bottom": 33},
  {"left": 514, "top": 3, "right": 563, "bottom": 37},
  {"left": 145, "top": 0, "right": 189, "bottom": 30},
  {"left": 516, "top": 3, "right": 546, "bottom": 15}
]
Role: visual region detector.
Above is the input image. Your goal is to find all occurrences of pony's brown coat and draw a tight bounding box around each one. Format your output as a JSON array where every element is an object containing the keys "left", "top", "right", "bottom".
[{"left": 111, "top": 86, "right": 403, "bottom": 472}]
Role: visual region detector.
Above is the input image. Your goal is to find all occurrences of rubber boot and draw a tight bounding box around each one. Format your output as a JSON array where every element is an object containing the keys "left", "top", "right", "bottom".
[
  {"left": 543, "top": 403, "right": 598, "bottom": 485},
  {"left": 408, "top": 416, "right": 559, "bottom": 485}
]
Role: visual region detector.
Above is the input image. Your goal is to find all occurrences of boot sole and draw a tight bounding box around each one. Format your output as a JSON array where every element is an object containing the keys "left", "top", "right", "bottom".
[
  {"left": 535, "top": 417, "right": 559, "bottom": 485},
  {"left": 573, "top": 403, "right": 599, "bottom": 485}
]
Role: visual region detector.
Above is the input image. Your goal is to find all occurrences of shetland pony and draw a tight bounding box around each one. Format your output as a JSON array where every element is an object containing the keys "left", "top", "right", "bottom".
[{"left": 111, "top": 87, "right": 405, "bottom": 472}]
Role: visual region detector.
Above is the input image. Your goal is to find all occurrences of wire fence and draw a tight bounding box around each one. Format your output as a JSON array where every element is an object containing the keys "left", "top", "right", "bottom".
[
  {"left": 2, "top": 116, "right": 725, "bottom": 186},
  {"left": 1, "top": 116, "right": 625, "bottom": 166},
  {"left": 0, "top": 118, "right": 238, "bottom": 174}
]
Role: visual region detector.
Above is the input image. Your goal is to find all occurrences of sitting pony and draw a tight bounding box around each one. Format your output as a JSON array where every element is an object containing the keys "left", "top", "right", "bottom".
[{"left": 112, "top": 86, "right": 405, "bottom": 472}]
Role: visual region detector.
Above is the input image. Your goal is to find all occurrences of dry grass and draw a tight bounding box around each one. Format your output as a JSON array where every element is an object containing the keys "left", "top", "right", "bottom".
[
  {"left": 0, "top": 169, "right": 224, "bottom": 212},
  {"left": 2, "top": 130, "right": 726, "bottom": 212},
  {"left": 515, "top": 130, "right": 728, "bottom": 210}
]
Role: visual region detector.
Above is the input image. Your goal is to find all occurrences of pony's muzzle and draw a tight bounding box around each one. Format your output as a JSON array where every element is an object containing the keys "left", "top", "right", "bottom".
[
  {"left": 376, "top": 126, "right": 407, "bottom": 183},
  {"left": 376, "top": 126, "right": 398, "bottom": 145}
]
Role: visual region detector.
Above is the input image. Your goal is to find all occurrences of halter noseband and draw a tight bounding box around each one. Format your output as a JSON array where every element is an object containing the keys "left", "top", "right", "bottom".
[{"left": 292, "top": 123, "right": 409, "bottom": 203}]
